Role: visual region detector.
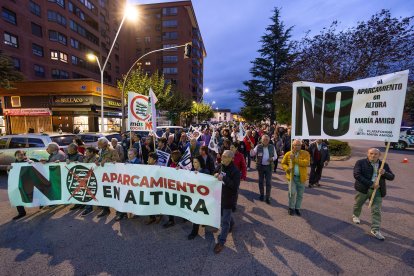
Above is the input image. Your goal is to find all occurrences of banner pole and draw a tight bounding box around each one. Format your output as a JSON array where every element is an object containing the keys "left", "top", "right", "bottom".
[
  {"left": 368, "top": 141, "right": 391, "bottom": 208},
  {"left": 289, "top": 139, "right": 293, "bottom": 197},
  {"left": 129, "top": 129, "right": 133, "bottom": 149}
]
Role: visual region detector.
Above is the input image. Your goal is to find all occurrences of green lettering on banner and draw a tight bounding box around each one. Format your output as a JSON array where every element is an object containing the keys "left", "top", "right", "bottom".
[{"left": 18, "top": 165, "right": 62, "bottom": 203}]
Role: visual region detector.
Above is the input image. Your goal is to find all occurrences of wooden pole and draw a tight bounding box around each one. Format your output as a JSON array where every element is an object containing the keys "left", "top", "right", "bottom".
[
  {"left": 368, "top": 141, "right": 391, "bottom": 208},
  {"left": 289, "top": 139, "right": 293, "bottom": 197}
]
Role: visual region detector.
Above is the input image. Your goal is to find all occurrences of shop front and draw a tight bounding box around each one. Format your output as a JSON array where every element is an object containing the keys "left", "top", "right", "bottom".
[{"left": 0, "top": 80, "right": 122, "bottom": 135}]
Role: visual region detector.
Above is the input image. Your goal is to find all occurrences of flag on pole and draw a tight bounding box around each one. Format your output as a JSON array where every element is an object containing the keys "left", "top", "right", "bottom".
[
  {"left": 237, "top": 122, "right": 246, "bottom": 141},
  {"left": 178, "top": 146, "right": 192, "bottom": 170},
  {"left": 149, "top": 88, "right": 158, "bottom": 131},
  {"left": 208, "top": 131, "right": 220, "bottom": 153}
]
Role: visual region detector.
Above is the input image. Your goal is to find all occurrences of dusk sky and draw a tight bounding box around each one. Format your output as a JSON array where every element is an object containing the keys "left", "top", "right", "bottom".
[{"left": 132, "top": 0, "right": 413, "bottom": 112}]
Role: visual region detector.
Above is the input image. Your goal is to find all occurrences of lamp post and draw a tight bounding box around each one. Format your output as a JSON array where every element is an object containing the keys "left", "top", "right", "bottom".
[
  {"left": 120, "top": 43, "right": 192, "bottom": 132},
  {"left": 87, "top": 6, "right": 137, "bottom": 132}
]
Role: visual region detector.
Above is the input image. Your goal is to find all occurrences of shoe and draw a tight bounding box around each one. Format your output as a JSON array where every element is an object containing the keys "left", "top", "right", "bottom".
[
  {"left": 69, "top": 205, "right": 81, "bottom": 211},
  {"left": 80, "top": 209, "right": 93, "bottom": 217},
  {"left": 308, "top": 184, "right": 313, "bottom": 188},
  {"left": 188, "top": 232, "right": 197, "bottom": 240},
  {"left": 259, "top": 195, "right": 264, "bottom": 201},
  {"left": 145, "top": 217, "right": 156, "bottom": 225},
  {"left": 115, "top": 214, "right": 125, "bottom": 221},
  {"left": 316, "top": 182, "right": 321, "bottom": 187},
  {"left": 97, "top": 210, "right": 110, "bottom": 218},
  {"left": 295, "top": 209, "right": 301, "bottom": 216},
  {"left": 288, "top": 208, "right": 295, "bottom": 216},
  {"left": 214, "top": 243, "right": 224, "bottom": 254},
  {"left": 265, "top": 198, "right": 270, "bottom": 205},
  {"left": 155, "top": 216, "right": 162, "bottom": 224},
  {"left": 370, "top": 229, "right": 385, "bottom": 240},
  {"left": 352, "top": 215, "right": 360, "bottom": 224},
  {"left": 39, "top": 206, "right": 43, "bottom": 210},
  {"left": 12, "top": 213, "right": 26, "bottom": 220},
  {"left": 229, "top": 222, "right": 234, "bottom": 233},
  {"left": 163, "top": 221, "right": 175, "bottom": 228}
]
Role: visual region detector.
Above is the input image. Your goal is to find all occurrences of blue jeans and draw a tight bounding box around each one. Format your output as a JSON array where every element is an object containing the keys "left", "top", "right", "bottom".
[
  {"left": 258, "top": 165, "right": 272, "bottom": 199},
  {"left": 218, "top": 208, "right": 234, "bottom": 245}
]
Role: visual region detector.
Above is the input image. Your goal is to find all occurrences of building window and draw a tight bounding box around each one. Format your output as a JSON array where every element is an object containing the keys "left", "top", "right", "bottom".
[
  {"left": 48, "top": 30, "right": 66, "bottom": 45},
  {"left": 162, "top": 7, "right": 177, "bottom": 16},
  {"left": 144, "top": 36, "right": 151, "bottom": 44},
  {"left": 31, "top": 22, "right": 42, "bottom": 37},
  {"left": 162, "top": 32, "right": 178, "bottom": 40},
  {"left": 47, "top": 10, "right": 66, "bottom": 26},
  {"left": 30, "top": 1, "right": 41, "bottom": 17},
  {"left": 163, "top": 44, "right": 177, "bottom": 51},
  {"left": 34, "top": 64, "right": 45, "bottom": 77},
  {"left": 70, "top": 38, "right": 79, "bottom": 49},
  {"left": 2, "top": 8, "right": 16, "bottom": 25},
  {"left": 163, "top": 55, "right": 178, "bottom": 63},
  {"left": 59, "top": 52, "right": 68, "bottom": 63},
  {"left": 71, "top": 55, "right": 78, "bottom": 65},
  {"left": 163, "top": 67, "right": 178, "bottom": 74},
  {"left": 162, "top": 20, "right": 177, "bottom": 28},
  {"left": 145, "top": 61, "right": 151, "bottom": 66},
  {"left": 51, "top": 69, "right": 69, "bottom": 79},
  {"left": 50, "top": 50, "right": 59, "bottom": 60},
  {"left": 48, "top": 0, "right": 65, "bottom": 9},
  {"left": 12, "top": 57, "right": 20, "bottom": 71},
  {"left": 4, "top": 32, "right": 18, "bottom": 48},
  {"left": 115, "top": 66, "right": 119, "bottom": 73},
  {"left": 32, "top": 43, "right": 44, "bottom": 56}
]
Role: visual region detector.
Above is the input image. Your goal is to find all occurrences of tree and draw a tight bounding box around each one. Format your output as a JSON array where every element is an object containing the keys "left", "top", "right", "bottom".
[
  {"left": 239, "top": 8, "right": 296, "bottom": 122},
  {"left": 0, "top": 50, "right": 23, "bottom": 88},
  {"left": 296, "top": 10, "right": 414, "bottom": 83},
  {"left": 182, "top": 102, "right": 214, "bottom": 124}
]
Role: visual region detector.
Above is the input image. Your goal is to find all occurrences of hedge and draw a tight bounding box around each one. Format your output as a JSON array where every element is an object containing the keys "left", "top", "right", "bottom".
[{"left": 328, "top": 140, "right": 351, "bottom": 156}]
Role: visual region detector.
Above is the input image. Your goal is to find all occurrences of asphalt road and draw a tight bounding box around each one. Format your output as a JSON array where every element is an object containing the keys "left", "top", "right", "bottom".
[{"left": 0, "top": 140, "right": 413, "bottom": 275}]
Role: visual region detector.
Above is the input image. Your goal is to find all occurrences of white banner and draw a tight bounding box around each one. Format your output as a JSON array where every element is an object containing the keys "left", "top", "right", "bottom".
[
  {"left": 8, "top": 163, "right": 221, "bottom": 228},
  {"left": 127, "top": 92, "right": 153, "bottom": 131},
  {"left": 292, "top": 70, "right": 409, "bottom": 142}
]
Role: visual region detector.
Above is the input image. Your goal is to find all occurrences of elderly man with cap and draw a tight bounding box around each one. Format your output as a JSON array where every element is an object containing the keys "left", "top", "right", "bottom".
[
  {"left": 352, "top": 147, "right": 394, "bottom": 240},
  {"left": 95, "top": 137, "right": 120, "bottom": 218},
  {"left": 213, "top": 150, "right": 240, "bottom": 254},
  {"left": 250, "top": 134, "right": 277, "bottom": 204},
  {"left": 281, "top": 139, "right": 310, "bottom": 216}
]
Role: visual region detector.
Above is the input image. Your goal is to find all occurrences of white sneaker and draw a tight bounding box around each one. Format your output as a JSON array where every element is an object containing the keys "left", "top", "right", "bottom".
[
  {"left": 370, "top": 229, "right": 385, "bottom": 240},
  {"left": 352, "top": 215, "right": 360, "bottom": 224}
]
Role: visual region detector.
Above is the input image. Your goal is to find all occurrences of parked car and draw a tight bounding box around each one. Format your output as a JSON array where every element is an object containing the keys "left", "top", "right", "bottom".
[
  {"left": 390, "top": 126, "right": 414, "bottom": 150},
  {"left": 0, "top": 133, "right": 77, "bottom": 170},
  {"left": 78, "top": 132, "right": 122, "bottom": 147}
]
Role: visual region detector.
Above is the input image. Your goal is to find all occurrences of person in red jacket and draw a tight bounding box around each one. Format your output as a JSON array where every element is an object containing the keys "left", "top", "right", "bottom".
[
  {"left": 230, "top": 141, "right": 247, "bottom": 212},
  {"left": 243, "top": 130, "right": 255, "bottom": 169}
]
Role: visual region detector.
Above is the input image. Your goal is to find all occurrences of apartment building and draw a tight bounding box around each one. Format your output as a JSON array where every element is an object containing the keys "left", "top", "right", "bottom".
[
  {"left": 120, "top": 1, "right": 206, "bottom": 101},
  {"left": 0, "top": 0, "right": 125, "bottom": 84}
]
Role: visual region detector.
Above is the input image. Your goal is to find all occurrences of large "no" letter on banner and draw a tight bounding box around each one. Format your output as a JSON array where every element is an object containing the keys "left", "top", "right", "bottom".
[
  {"left": 8, "top": 163, "right": 222, "bottom": 228},
  {"left": 292, "top": 70, "right": 409, "bottom": 141}
]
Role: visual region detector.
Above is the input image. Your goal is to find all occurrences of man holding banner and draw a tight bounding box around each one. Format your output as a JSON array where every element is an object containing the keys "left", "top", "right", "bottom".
[{"left": 352, "top": 148, "right": 394, "bottom": 240}]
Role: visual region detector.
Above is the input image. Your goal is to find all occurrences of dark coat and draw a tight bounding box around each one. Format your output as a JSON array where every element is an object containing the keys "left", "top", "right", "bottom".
[
  {"left": 214, "top": 162, "right": 240, "bottom": 209},
  {"left": 353, "top": 158, "right": 394, "bottom": 197},
  {"left": 197, "top": 155, "right": 215, "bottom": 175},
  {"left": 308, "top": 141, "right": 330, "bottom": 164}
]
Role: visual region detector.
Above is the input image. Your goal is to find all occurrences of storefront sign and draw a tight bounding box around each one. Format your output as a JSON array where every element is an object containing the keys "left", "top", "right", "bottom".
[
  {"left": 54, "top": 96, "right": 89, "bottom": 104},
  {"left": 4, "top": 108, "right": 51, "bottom": 116},
  {"left": 106, "top": 100, "right": 122, "bottom": 107}
]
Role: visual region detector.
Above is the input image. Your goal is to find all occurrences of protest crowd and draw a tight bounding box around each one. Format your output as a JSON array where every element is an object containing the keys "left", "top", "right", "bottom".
[{"left": 8, "top": 121, "right": 394, "bottom": 253}]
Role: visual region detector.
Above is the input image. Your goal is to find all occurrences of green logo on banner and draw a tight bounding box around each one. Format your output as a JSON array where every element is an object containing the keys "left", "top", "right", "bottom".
[{"left": 18, "top": 165, "right": 62, "bottom": 203}]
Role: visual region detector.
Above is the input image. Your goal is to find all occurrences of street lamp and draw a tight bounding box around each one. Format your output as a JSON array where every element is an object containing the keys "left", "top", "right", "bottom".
[{"left": 87, "top": 6, "right": 138, "bottom": 132}]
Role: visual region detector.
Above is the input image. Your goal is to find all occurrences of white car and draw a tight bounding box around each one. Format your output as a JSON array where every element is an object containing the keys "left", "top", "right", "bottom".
[{"left": 0, "top": 133, "right": 77, "bottom": 170}]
